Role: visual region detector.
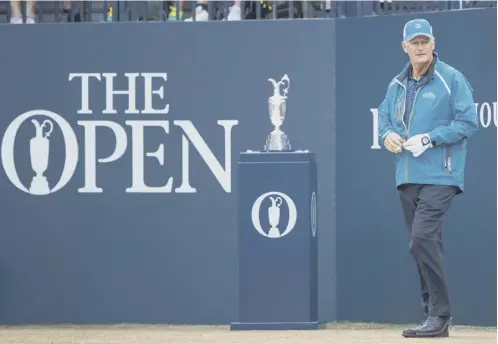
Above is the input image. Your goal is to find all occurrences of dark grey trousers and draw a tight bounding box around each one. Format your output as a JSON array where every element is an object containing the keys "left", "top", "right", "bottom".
[{"left": 398, "top": 183, "right": 458, "bottom": 317}]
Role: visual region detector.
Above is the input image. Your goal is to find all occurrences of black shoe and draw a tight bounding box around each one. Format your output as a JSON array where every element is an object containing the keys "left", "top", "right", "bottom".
[
  {"left": 403, "top": 316, "right": 452, "bottom": 338},
  {"left": 401, "top": 315, "right": 427, "bottom": 338}
]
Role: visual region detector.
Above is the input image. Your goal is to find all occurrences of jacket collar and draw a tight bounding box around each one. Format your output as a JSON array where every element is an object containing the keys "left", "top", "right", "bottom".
[{"left": 396, "top": 52, "right": 438, "bottom": 83}]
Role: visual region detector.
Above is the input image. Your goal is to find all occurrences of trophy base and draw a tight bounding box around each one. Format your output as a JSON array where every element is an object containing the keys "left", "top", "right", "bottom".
[
  {"left": 264, "top": 130, "right": 291, "bottom": 152},
  {"left": 268, "top": 227, "right": 281, "bottom": 238},
  {"left": 29, "top": 176, "right": 50, "bottom": 195}
]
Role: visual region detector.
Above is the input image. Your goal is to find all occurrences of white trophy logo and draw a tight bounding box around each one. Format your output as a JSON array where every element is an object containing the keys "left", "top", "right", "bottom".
[
  {"left": 268, "top": 196, "right": 283, "bottom": 238},
  {"left": 29, "top": 119, "right": 54, "bottom": 195},
  {"left": 1, "top": 109, "right": 79, "bottom": 196},
  {"left": 251, "top": 191, "right": 297, "bottom": 239}
]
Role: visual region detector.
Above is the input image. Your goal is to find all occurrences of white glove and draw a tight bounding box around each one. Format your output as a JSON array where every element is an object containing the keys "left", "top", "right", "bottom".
[
  {"left": 403, "top": 133, "right": 433, "bottom": 157},
  {"left": 384, "top": 132, "right": 405, "bottom": 154}
]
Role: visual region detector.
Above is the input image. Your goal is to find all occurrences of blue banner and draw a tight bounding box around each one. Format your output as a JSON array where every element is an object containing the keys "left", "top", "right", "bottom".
[{"left": 0, "top": 8, "right": 495, "bottom": 326}]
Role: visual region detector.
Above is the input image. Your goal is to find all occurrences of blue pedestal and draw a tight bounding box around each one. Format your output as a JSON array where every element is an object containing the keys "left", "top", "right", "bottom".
[{"left": 230, "top": 151, "right": 321, "bottom": 331}]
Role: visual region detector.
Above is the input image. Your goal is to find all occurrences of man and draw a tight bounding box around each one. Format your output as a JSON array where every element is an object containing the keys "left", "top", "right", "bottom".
[{"left": 377, "top": 19, "right": 478, "bottom": 338}]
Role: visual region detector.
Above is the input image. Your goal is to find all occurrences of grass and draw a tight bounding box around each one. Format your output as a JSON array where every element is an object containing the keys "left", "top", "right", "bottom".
[
  {"left": 324, "top": 321, "right": 497, "bottom": 331},
  {"left": 0, "top": 322, "right": 495, "bottom": 332}
]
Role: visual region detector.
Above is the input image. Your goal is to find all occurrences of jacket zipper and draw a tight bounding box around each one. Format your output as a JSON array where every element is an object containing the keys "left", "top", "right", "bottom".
[
  {"left": 404, "top": 88, "right": 422, "bottom": 183},
  {"left": 394, "top": 80, "right": 409, "bottom": 135},
  {"left": 407, "top": 88, "right": 421, "bottom": 133}
]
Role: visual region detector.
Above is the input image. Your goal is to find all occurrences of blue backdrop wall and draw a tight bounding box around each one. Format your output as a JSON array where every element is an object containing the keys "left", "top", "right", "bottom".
[
  {"left": 335, "top": 9, "right": 496, "bottom": 326},
  {"left": 0, "top": 8, "right": 495, "bottom": 326}
]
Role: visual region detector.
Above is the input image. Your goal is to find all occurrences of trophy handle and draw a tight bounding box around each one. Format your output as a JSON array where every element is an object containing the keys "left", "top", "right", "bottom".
[
  {"left": 269, "top": 196, "right": 283, "bottom": 208},
  {"left": 274, "top": 196, "right": 282, "bottom": 207},
  {"left": 41, "top": 120, "right": 53, "bottom": 139},
  {"left": 279, "top": 74, "right": 290, "bottom": 98}
]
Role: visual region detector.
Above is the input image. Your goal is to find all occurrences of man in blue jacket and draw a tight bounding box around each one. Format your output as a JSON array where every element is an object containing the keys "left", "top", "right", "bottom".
[{"left": 378, "top": 19, "right": 479, "bottom": 338}]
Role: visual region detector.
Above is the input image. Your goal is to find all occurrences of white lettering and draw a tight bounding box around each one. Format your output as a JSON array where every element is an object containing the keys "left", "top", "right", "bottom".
[
  {"left": 69, "top": 73, "right": 102, "bottom": 115},
  {"left": 175, "top": 134, "right": 197, "bottom": 193},
  {"left": 102, "top": 73, "right": 140, "bottom": 115},
  {"left": 493, "top": 102, "right": 498, "bottom": 127},
  {"left": 4, "top": 73, "right": 240, "bottom": 195},
  {"left": 173, "top": 120, "right": 239, "bottom": 193},
  {"left": 142, "top": 73, "right": 170, "bottom": 115},
  {"left": 475, "top": 102, "right": 498, "bottom": 128},
  {"left": 77, "top": 121, "right": 128, "bottom": 193},
  {"left": 479, "top": 102, "right": 492, "bottom": 128},
  {"left": 125, "top": 121, "right": 173, "bottom": 193},
  {"left": 494, "top": 102, "right": 498, "bottom": 127}
]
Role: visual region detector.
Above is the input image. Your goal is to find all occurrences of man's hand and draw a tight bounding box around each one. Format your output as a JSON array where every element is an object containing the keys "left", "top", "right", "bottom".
[
  {"left": 403, "top": 133, "right": 433, "bottom": 157},
  {"left": 384, "top": 132, "right": 405, "bottom": 153}
]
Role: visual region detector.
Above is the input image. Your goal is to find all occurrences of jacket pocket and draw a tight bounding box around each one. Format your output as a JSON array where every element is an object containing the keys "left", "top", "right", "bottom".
[
  {"left": 395, "top": 100, "right": 402, "bottom": 122},
  {"left": 443, "top": 146, "right": 452, "bottom": 173}
]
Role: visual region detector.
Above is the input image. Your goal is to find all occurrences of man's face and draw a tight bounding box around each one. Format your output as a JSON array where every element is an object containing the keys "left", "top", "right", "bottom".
[{"left": 402, "top": 36, "right": 434, "bottom": 65}]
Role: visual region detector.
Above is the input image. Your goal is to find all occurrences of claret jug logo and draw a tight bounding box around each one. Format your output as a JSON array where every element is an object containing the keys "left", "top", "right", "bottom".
[
  {"left": 251, "top": 191, "right": 297, "bottom": 239},
  {"left": 2, "top": 110, "right": 78, "bottom": 195},
  {"left": 1, "top": 73, "right": 239, "bottom": 195}
]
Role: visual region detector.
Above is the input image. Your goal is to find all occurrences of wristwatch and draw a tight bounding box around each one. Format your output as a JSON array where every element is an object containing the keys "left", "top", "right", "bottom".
[
  {"left": 421, "top": 136, "right": 436, "bottom": 146},
  {"left": 421, "top": 136, "right": 431, "bottom": 146}
]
